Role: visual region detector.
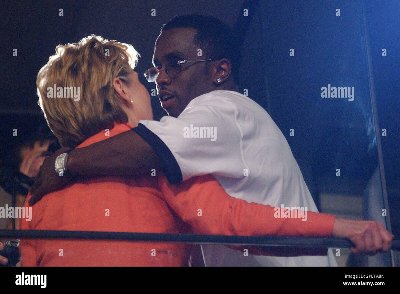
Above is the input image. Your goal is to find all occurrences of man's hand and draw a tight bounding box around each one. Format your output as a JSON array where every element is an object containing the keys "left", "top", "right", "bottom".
[
  {"left": 29, "top": 147, "right": 73, "bottom": 205},
  {"left": 0, "top": 242, "right": 8, "bottom": 265},
  {"left": 333, "top": 218, "right": 393, "bottom": 254}
]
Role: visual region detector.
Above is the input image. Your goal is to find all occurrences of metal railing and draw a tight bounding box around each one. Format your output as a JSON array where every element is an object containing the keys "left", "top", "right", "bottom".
[{"left": 1, "top": 230, "right": 399, "bottom": 250}]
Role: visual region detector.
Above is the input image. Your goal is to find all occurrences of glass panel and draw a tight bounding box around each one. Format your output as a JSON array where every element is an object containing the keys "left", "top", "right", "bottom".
[{"left": 246, "top": 0, "right": 397, "bottom": 266}]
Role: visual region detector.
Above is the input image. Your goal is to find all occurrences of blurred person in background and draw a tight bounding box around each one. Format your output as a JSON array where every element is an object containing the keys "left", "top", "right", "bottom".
[{"left": 0, "top": 126, "right": 55, "bottom": 265}]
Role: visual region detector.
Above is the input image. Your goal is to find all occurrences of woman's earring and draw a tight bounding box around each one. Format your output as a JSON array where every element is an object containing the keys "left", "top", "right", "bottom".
[
  {"left": 216, "top": 78, "right": 222, "bottom": 84},
  {"left": 130, "top": 99, "right": 134, "bottom": 104}
]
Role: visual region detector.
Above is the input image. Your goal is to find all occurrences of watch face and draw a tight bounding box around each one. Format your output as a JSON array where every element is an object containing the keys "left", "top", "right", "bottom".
[
  {"left": 55, "top": 158, "right": 62, "bottom": 170},
  {"left": 55, "top": 153, "right": 67, "bottom": 174}
]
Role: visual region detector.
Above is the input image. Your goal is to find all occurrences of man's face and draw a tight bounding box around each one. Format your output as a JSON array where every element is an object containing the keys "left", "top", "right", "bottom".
[
  {"left": 20, "top": 140, "right": 51, "bottom": 178},
  {"left": 152, "top": 28, "right": 212, "bottom": 117}
]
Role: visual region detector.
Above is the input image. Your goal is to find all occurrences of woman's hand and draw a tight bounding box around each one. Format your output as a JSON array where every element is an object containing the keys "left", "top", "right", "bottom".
[{"left": 333, "top": 218, "right": 393, "bottom": 254}]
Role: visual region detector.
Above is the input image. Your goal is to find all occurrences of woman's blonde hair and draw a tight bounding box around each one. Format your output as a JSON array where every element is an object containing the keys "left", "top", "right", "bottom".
[{"left": 37, "top": 35, "right": 139, "bottom": 148}]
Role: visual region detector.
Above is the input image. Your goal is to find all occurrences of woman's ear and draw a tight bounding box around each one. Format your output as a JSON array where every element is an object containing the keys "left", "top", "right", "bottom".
[{"left": 113, "top": 77, "right": 130, "bottom": 104}]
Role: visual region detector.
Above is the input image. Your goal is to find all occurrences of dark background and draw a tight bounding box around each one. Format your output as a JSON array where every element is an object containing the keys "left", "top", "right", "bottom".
[{"left": 0, "top": 0, "right": 399, "bottom": 244}]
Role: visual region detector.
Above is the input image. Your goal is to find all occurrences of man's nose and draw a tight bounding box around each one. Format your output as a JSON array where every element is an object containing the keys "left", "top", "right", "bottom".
[{"left": 156, "top": 68, "right": 171, "bottom": 85}]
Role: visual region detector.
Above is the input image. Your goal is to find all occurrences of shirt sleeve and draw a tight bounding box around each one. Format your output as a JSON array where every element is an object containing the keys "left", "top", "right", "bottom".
[
  {"left": 19, "top": 195, "right": 37, "bottom": 266},
  {"left": 134, "top": 101, "right": 247, "bottom": 184},
  {"left": 158, "top": 175, "right": 336, "bottom": 237}
]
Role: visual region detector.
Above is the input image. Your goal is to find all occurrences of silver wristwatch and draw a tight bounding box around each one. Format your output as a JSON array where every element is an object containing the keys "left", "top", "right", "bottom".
[{"left": 55, "top": 152, "right": 69, "bottom": 176}]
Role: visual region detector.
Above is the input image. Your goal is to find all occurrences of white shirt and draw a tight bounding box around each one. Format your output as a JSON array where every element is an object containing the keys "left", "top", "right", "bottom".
[{"left": 137, "top": 90, "right": 336, "bottom": 266}]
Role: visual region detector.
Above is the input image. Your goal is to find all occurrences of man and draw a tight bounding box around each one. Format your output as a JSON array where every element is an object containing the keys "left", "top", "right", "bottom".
[
  {"left": 30, "top": 15, "right": 392, "bottom": 266},
  {"left": 1, "top": 127, "right": 54, "bottom": 230},
  {"left": 0, "top": 127, "right": 54, "bottom": 265}
]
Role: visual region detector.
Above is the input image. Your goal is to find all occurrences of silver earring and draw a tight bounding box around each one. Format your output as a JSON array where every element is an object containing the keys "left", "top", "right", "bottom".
[
  {"left": 216, "top": 78, "right": 222, "bottom": 83},
  {"left": 130, "top": 99, "right": 133, "bottom": 104}
]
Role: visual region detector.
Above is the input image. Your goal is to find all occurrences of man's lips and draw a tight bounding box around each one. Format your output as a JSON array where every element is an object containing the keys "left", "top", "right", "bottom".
[
  {"left": 160, "top": 94, "right": 174, "bottom": 102},
  {"left": 158, "top": 91, "right": 175, "bottom": 102},
  {"left": 158, "top": 91, "right": 176, "bottom": 111},
  {"left": 160, "top": 97, "right": 176, "bottom": 110}
]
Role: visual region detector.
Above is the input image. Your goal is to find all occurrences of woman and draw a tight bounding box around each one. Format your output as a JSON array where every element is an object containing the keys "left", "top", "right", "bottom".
[{"left": 19, "top": 35, "right": 381, "bottom": 266}]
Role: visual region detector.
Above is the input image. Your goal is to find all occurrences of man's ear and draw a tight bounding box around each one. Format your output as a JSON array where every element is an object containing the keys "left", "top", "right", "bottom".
[
  {"left": 113, "top": 77, "right": 130, "bottom": 104},
  {"left": 212, "top": 58, "right": 232, "bottom": 85}
]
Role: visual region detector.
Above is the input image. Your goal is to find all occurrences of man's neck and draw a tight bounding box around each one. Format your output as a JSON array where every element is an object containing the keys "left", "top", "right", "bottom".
[{"left": 213, "top": 80, "right": 237, "bottom": 92}]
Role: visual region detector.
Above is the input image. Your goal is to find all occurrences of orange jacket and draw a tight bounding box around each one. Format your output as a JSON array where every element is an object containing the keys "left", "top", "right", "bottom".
[{"left": 20, "top": 123, "right": 335, "bottom": 266}]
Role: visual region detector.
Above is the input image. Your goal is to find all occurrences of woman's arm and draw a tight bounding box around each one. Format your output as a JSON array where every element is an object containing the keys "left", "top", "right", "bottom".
[
  {"left": 158, "top": 175, "right": 393, "bottom": 254},
  {"left": 159, "top": 175, "right": 335, "bottom": 237}
]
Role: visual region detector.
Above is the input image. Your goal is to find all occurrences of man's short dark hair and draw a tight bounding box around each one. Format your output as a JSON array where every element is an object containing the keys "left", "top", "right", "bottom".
[
  {"left": 162, "top": 14, "right": 241, "bottom": 82},
  {"left": 2, "top": 125, "right": 55, "bottom": 172}
]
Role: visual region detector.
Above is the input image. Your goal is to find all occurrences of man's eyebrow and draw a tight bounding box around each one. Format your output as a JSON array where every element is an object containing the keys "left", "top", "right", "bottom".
[
  {"left": 165, "top": 51, "right": 185, "bottom": 60},
  {"left": 153, "top": 51, "right": 186, "bottom": 66}
]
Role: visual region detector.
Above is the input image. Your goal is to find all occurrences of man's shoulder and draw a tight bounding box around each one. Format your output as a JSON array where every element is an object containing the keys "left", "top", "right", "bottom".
[
  {"left": 194, "top": 90, "right": 266, "bottom": 112},
  {"left": 187, "top": 90, "right": 271, "bottom": 124},
  {"left": 190, "top": 90, "right": 246, "bottom": 105},
  {"left": 187, "top": 90, "right": 265, "bottom": 114}
]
